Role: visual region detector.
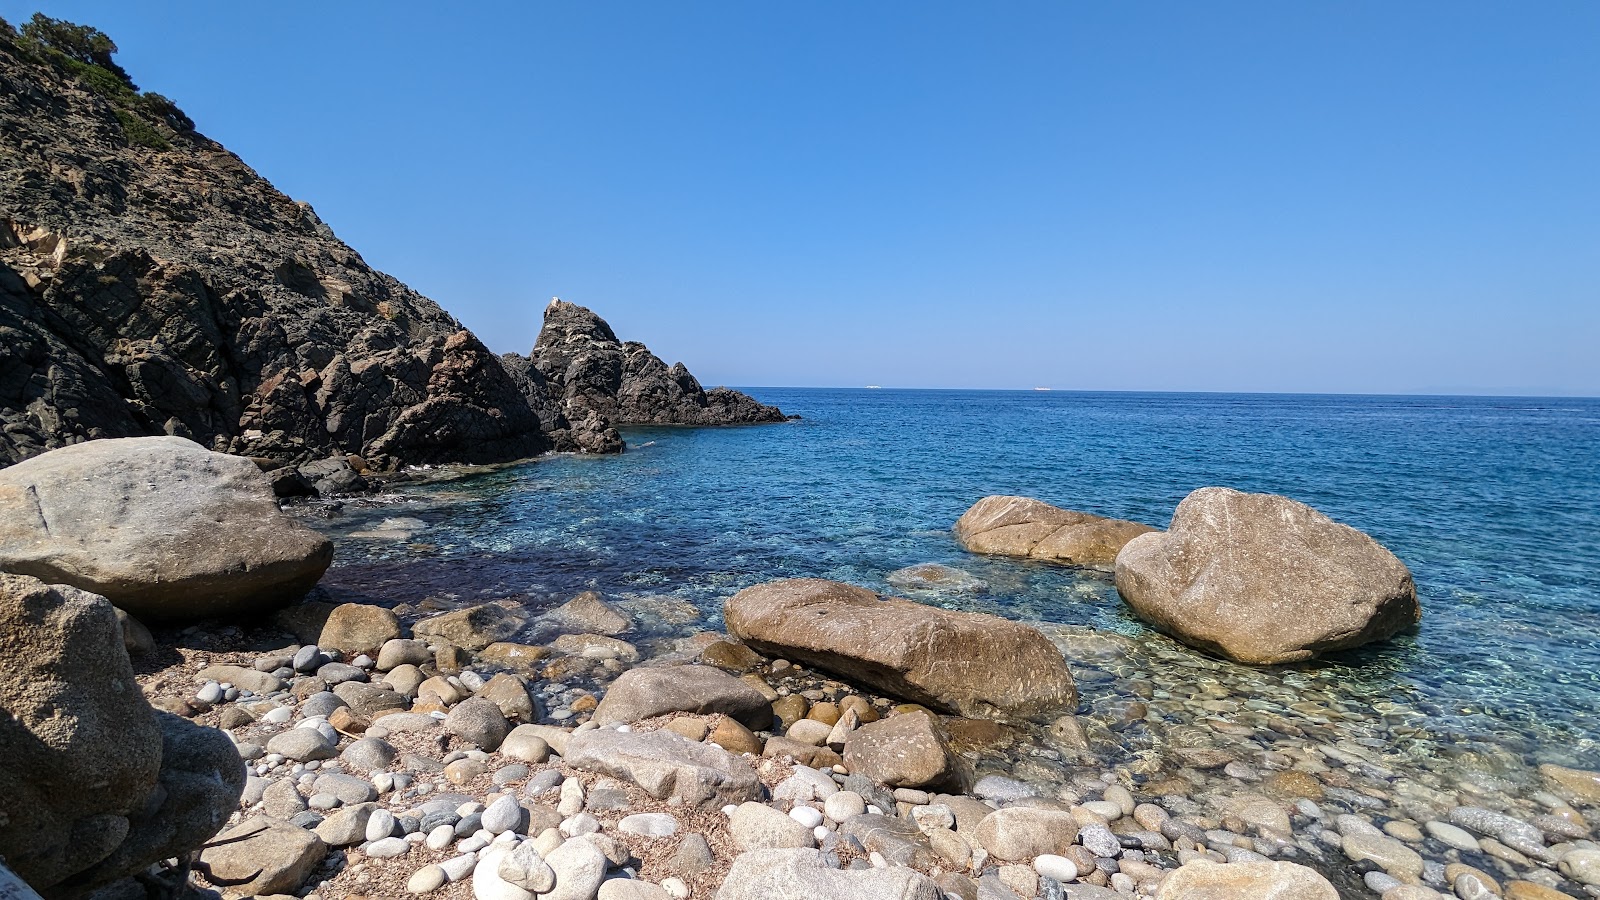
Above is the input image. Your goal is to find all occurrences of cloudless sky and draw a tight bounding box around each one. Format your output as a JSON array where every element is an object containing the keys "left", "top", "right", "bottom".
[{"left": 6, "top": 2, "right": 1598, "bottom": 394}]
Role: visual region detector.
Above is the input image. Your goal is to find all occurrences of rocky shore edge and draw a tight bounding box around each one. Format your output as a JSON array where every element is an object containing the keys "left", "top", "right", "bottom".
[{"left": 2, "top": 441, "right": 1599, "bottom": 900}]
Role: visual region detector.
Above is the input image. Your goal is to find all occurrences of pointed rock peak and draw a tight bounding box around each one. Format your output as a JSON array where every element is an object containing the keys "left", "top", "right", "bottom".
[{"left": 538, "top": 297, "right": 618, "bottom": 347}]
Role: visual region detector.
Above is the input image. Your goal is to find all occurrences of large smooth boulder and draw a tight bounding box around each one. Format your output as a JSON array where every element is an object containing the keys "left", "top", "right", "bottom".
[
  {"left": 413, "top": 602, "right": 524, "bottom": 650},
  {"left": 1114, "top": 488, "right": 1420, "bottom": 664},
  {"left": 1155, "top": 860, "right": 1338, "bottom": 899},
  {"left": 592, "top": 665, "right": 773, "bottom": 729},
  {"left": 719, "top": 848, "right": 940, "bottom": 900},
  {"left": 0, "top": 437, "right": 333, "bottom": 620},
  {"left": 0, "top": 574, "right": 244, "bottom": 895},
  {"left": 725, "top": 579, "right": 1076, "bottom": 720},
  {"left": 954, "top": 496, "right": 1155, "bottom": 567},
  {"left": 563, "top": 728, "right": 761, "bottom": 809}
]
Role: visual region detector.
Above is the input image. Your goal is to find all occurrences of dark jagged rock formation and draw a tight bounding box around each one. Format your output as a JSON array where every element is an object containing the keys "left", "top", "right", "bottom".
[
  {"left": 0, "top": 22, "right": 550, "bottom": 473},
  {"left": 508, "top": 299, "right": 789, "bottom": 453}
]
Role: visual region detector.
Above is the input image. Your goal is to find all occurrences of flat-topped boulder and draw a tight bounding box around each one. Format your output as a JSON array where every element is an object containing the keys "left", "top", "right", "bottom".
[
  {"left": 1114, "top": 487, "right": 1420, "bottom": 664},
  {"left": 725, "top": 578, "right": 1076, "bottom": 720},
  {"left": 954, "top": 496, "right": 1155, "bottom": 567},
  {"left": 563, "top": 727, "right": 761, "bottom": 809},
  {"left": 0, "top": 436, "right": 333, "bottom": 620},
  {"left": 592, "top": 664, "right": 773, "bottom": 729}
]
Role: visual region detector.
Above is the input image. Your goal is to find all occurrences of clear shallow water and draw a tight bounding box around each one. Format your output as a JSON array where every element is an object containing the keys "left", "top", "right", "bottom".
[{"left": 315, "top": 389, "right": 1600, "bottom": 773}]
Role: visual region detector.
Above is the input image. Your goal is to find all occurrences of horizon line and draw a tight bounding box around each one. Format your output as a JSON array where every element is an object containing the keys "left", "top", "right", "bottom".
[{"left": 723, "top": 386, "right": 1600, "bottom": 401}]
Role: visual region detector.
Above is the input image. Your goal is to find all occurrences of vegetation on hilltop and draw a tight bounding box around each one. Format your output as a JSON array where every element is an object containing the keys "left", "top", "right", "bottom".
[{"left": 1, "top": 12, "right": 192, "bottom": 149}]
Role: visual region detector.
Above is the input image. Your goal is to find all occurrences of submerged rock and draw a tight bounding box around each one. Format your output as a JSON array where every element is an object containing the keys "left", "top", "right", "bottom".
[
  {"left": 954, "top": 496, "right": 1155, "bottom": 568},
  {"left": 885, "top": 563, "right": 988, "bottom": 594},
  {"left": 1154, "top": 859, "right": 1338, "bottom": 899},
  {"left": 1114, "top": 487, "right": 1420, "bottom": 664},
  {"left": 0, "top": 436, "right": 333, "bottom": 620},
  {"left": 725, "top": 578, "right": 1076, "bottom": 720}
]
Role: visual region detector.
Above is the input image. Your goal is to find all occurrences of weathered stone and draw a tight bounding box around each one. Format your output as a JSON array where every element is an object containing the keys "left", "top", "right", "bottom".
[
  {"left": 955, "top": 496, "right": 1155, "bottom": 567},
  {"left": 317, "top": 603, "right": 401, "bottom": 655},
  {"left": 199, "top": 817, "right": 326, "bottom": 897},
  {"left": 843, "top": 712, "right": 964, "bottom": 791},
  {"left": 0, "top": 438, "right": 333, "bottom": 620},
  {"left": 1540, "top": 764, "right": 1600, "bottom": 805},
  {"left": 1154, "top": 859, "right": 1339, "bottom": 899},
  {"left": 414, "top": 603, "right": 525, "bottom": 651},
  {"left": 563, "top": 728, "right": 760, "bottom": 808},
  {"left": 725, "top": 578, "right": 1076, "bottom": 720},
  {"left": 886, "top": 563, "right": 989, "bottom": 594},
  {"left": 526, "top": 590, "right": 632, "bottom": 641},
  {"left": 479, "top": 642, "right": 551, "bottom": 672},
  {"left": 376, "top": 638, "right": 431, "bottom": 671},
  {"left": 0, "top": 575, "right": 162, "bottom": 890},
  {"left": 1114, "top": 487, "right": 1420, "bottom": 664},
  {"left": 593, "top": 665, "right": 772, "bottom": 728},
  {"left": 718, "top": 848, "right": 940, "bottom": 900},
  {"left": 971, "top": 807, "right": 1080, "bottom": 860},
  {"left": 478, "top": 673, "right": 541, "bottom": 722},
  {"left": 446, "top": 697, "right": 510, "bottom": 750},
  {"left": 730, "top": 802, "right": 816, "bottom": 851},
  {"left": 700, "top": 640, "right": 763, "bottom": 672},
  {"left": 332, "top": 680, "right": 408, "bottom": 718}
]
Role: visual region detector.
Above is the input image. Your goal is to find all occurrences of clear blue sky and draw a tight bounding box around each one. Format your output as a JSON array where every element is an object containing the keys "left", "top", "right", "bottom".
[{"left": 6, "top": 2, "right": 1598, "bottom": 394}]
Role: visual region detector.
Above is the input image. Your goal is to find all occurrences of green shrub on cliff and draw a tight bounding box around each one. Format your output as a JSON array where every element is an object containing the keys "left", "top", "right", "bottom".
[{"left": 9, "top": 12, "right": 191, "bottom": 151}]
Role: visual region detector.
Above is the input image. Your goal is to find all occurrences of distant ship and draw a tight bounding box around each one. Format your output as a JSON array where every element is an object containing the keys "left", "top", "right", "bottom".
[
  {"left": 1034, "top": 387, "right": 1052, "bottom": 391},
  {"left": 865, "top": 385, "right": 882, "bottom": 389}
]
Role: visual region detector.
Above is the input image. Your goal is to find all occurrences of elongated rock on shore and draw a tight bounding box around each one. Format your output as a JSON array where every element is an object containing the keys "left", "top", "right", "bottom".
[
  {"left": 955, "top": 495, "right": 1156, "bottom": 567},
  {"left": 1114, "top": 487, "right": 1420, "bottom": 664},
  {"left": 724, "top": 578, "right": 1076, "bottom": 720}
]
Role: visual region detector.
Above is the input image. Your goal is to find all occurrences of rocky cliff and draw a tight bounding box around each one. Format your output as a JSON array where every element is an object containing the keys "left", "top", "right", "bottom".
[
  {"left": 508, "top": 299, "right": 790, "bottom": 453},
  {"left": 0, "top": 17, "right": 784, "bottom": 475}
]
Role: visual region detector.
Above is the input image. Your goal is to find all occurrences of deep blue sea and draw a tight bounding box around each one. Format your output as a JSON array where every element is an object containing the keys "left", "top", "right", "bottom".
[{"left": 316, "top": 389, "right": 1600, "bottom": 775}]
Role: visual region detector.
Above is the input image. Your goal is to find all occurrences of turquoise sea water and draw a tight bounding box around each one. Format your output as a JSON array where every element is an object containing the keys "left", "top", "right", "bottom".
[{"left": 318, "top": 389, "right": 1600, "bottom": 772}]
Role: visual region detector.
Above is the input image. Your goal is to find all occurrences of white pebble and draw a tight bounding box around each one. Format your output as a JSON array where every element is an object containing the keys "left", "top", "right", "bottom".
[
  {"left": 1034, "top": 854, "right": 1078, "bottom": 882},
  {"left": 260, "top": 705, "right": 292, "bottom": 724},
  {"left": 661, "top": 877, "right": 690, "bottom": 899},
  {"left": 365, "top": 836, "right": 409, "bottom": 858},
  {"left": 427, "top": 824, "right": 456, "bottom": 850},
  {"left": 790, "top": 806, "right": 824, "bottom": 829}
]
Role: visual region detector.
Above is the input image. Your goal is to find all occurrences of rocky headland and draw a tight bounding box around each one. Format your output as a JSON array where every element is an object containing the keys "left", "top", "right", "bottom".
[{"left": 0, "top": 16, "right": 784, "bottom": 486}]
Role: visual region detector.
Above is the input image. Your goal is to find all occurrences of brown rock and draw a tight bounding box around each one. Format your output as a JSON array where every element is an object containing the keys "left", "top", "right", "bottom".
[
  {"left": 955, "top": 495, "right": 1155, "bottom": 567},
  {"left": 317, "top": 603, "right": 401, "bottom": 655},
  {"left": 592, "top": 665, "right": 773, "bottom": 729},
  {"left": 772, "top": 695, "right": 810, "bottom": 729},
  {"left": 1115, "top": 487, "right": 1420, "bottom": 664},
  {"left": 413, "top": 603, "right": 524, "bottom": 651},
  {"left": 763, "top": 736, "right": 844, "bottom": 769},
  {"left": 725, "top": 578, "right": 1076, "bottom": 720},
  {"left": 1155, "top": 860, "right": 1338, "bottom": 899},
  {"left": 479, "top": 641, "right": 551, "bottom": 671},
  {"left": 970, "top": 807, "right": 1080, "bottom": 860},
  {"left": 843, "top": 711, "right": 965, "bottom": 791},
  {"left": 199, "top": 817, "right": 326, "bottom": 896},
  {"left": 709, "top": 717, "right": 764, "bottom": 756},
  {"left": 0, "top": 575, "right": 161, "bottom": 889},
  {"left": 700, "top": 640, "right": 763, "bottom": 672},
  {"left": 1540, "top": 764, "right": 1600, "bottom": 805},
  {"left": 478, "top": 673, "right": 540, "bottom": 722},
  {"left": 1504, "top": 882, "right": 1579, "bottom": 900},
  {"left": 806, "top": 702, "right": 841, "bottom": 726}
]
